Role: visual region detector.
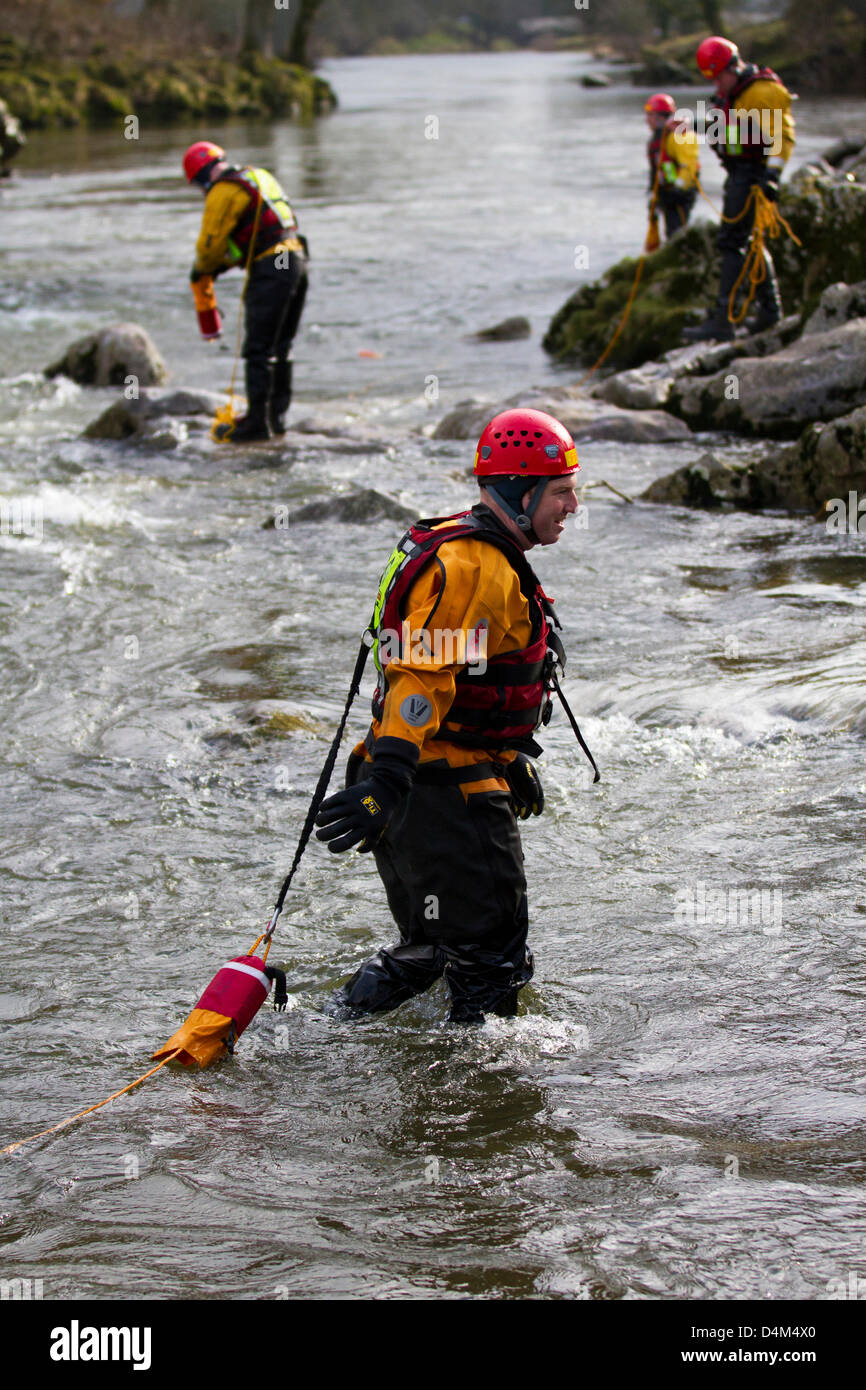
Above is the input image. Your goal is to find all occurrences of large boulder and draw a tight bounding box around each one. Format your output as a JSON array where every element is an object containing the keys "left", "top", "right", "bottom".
[
  {"left": 433, "top": 393, "right": 691, "bottom": 444},
  {"left": 667, "top": 319, "right": 866, "bottom": 438},
  {"left": 642, "top": 407, "right": 866, "bottom": 513},
  {"left": 284, "top": 490, "right": 416, "bottom": 525},
  {"left": 46, "top": 323, "right": 166, "bottom": 387}
]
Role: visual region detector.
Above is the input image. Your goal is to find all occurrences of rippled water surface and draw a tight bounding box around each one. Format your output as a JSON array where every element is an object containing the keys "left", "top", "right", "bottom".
[{"left": 1, "top": 52, "right": 865, "bottom": 1301}]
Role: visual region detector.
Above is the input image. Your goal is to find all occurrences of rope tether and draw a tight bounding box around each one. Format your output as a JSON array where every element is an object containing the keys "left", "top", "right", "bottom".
[{"left": 1, "top": 637, "right": 372, "bottom": 1156}]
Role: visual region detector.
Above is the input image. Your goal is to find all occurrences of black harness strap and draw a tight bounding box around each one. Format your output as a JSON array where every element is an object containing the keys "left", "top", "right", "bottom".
[{"left": 549, "top": 668, "right": 600, "bottom": 784}]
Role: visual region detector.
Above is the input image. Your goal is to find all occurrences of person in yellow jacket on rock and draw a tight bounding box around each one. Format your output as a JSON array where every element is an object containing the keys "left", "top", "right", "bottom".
[
  {"left": 314, "top": 408, "right": 599, "bottom": 1025},
  {"left": 683, "top": 36, "right": 795, "bottom": 342},
  {"left": 183, "top": 140, "right": 308, "bottom": 441},
  {"left": 645, "top": 93, "right": 700, "bottom": 242}
]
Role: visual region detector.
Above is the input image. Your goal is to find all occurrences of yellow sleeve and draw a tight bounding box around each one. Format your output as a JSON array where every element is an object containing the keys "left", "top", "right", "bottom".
[
  {"left": 377, "top": 536, "right": 533, "bottom": 751},
  {"left": 739, "top": 80, "right": 795, "bottom": 163},
  {"left": 665, "top": 129, "right": 700, "bottom": 187},
  {"left": 193, "top": 181, "right": 251, "bottom": 275}
]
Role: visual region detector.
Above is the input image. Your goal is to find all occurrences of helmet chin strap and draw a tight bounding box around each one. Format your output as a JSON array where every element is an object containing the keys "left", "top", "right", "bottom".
[
  {"left": 195, "top": 158, "right": 228, "bottom": 190},
  {"left": 486, "top": 477, "right": 548, "bottom": 542}
]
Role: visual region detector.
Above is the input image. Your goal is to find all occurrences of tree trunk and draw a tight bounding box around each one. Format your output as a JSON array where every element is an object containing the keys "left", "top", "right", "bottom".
[
  {"left": 701, "top": 0, "right": 724, "bottom": 31},
  {"left": 241, "top": 0, "right": 275, "bottom": 57},
  {"left": 284, "top": 0, "right": 325, "bottom": 67}
]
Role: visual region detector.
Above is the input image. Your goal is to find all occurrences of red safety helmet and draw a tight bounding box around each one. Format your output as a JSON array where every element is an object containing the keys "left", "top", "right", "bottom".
[
  {"left": 644, "top": 93, "right": 676, "bottom": 115},
  {"left": 696, "top": 36, "right": 739, "bottom": 79},
  {"left": 474, "top": 409, "right": 579, "bottom": 533},
  {"left": 182, "top": 140, "right": 225, "bottom": 184},
  {"left": 474, "top": 408, "right": 579, "bottom": 478}
]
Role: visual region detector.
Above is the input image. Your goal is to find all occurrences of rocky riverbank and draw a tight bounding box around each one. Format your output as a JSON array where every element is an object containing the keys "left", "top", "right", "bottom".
[
  {"left": 538, "top": 136, "right": 866, "bottom": 519},
  {"left": 0, "top": 38, "right": 336, "bottom": 131}
]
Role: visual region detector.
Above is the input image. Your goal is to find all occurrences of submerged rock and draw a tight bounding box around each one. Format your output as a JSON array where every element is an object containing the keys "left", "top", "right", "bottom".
[
  {"left": 47, "top": 323, "right": 167, "bottom": 387},
  {"left": 642, "top": 453, "right": 761, "bottom": 509},
  {"left": 83, "top": 388, "right": 223, "bottom": 440},
  {"left": 473, "top": 316, "right": 532, "bottom": 342},
  {"left": 285, "top": 489, "right": 417, "bottom": 525}
]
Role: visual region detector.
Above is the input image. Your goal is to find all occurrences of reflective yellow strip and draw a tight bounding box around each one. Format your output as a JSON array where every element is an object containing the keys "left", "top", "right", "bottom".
[{"left": 564, "top": 447, "right": 579, "bottom": 470}]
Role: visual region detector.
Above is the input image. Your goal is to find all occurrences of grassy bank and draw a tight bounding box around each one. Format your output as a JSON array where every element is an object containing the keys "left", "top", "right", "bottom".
[{"left": 0, "top": 39, "right": 336, "bottom": 131}]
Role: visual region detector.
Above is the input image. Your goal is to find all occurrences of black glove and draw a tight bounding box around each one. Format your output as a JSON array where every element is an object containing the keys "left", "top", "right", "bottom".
[
  {"left": 505, "top": 753, "right": 545, "bottom": 820},
  {"left": 315, "top": 737, "right": 418, "bottom": 853},
  {"left": 189, "top": 264, "right": 205, "bottom": 284},
  {"left": 762, "top": 168, "right": 780, "bottom": 202}
]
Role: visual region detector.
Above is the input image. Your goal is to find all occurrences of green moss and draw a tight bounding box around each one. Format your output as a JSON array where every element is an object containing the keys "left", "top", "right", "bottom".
[{"left": 0, "top": 51, "right": 336, "bottom": 130}]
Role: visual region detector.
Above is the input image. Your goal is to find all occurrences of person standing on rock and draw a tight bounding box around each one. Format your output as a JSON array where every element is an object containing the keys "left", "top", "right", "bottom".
[
  {"left": 314, "top": 408, "right": 599, "bottom": 1025},
  {"left": 183, "top": 141, "right": 308, "bottom": 442},
  {"left": 683, "top": 36, "right": 795, "bottom": 342},
  {"left": 645, "top": 93, "right": 700, "bottom": 243}
]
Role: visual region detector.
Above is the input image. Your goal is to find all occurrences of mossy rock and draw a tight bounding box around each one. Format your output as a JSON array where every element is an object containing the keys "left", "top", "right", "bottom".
[
  {"left": 2, "top": 51, "right": 337, "bottom": 131},
  {"left": 544, "top": 224, "right": 717, "bottom": 369},
  {"left": 86, "top": 81, "right": 129, "bottom": 122}
]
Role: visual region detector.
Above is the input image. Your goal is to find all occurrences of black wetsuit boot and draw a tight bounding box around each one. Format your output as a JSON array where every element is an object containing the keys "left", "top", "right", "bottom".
[
  {"left": 268, "top": 359, "right": 292, "bottom": 435},
  {"left": 332, "top": 757, "right": 534, "bottom": 1024},
  {"left": 745, "top": 250, "right": 783, "bottom": 333},
  {"left": 683, "top": 164, "right": 761, "bottom": 343}
]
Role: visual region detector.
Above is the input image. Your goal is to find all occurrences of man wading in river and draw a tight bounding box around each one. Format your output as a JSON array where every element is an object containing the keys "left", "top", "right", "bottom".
[
  {"left": 315, "top": 408, "right": 597, "bottom": 1024},
  {"left": 683, "top": 35, "right": 795, "bottom": 342},
  {"left": 183, "top": 141, "right": 308, "bottom": 441}
]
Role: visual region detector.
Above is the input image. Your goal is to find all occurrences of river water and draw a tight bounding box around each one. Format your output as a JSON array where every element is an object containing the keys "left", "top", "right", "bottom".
[{"left": 1, "top": 52, "right": 865, "bottom": 1301}]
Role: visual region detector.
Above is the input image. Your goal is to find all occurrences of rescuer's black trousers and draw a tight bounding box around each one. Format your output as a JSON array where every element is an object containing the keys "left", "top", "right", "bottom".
[
  {"left": 658, "top": 187, "right": 696, "bottom": 240},
  {"left": 242, "top": 249, "right": 308, "bottom": 413},
  {"left": 715, "top": 163, "right": 781, "bottom": 317},
  {"left": 338, "top": 758, "right": 533, "bottom": 1024}
]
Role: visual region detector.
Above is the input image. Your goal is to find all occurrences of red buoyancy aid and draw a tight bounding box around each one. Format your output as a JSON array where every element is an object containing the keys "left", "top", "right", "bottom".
[
  {"left": 214, "top": 165, "right": 298, "bottom": 258},
  {"left": 710, "top": 65, "right": 785, "bottom": 161},
  {"left": 369, "top": 506, "right": 565, "bottom": 752}
]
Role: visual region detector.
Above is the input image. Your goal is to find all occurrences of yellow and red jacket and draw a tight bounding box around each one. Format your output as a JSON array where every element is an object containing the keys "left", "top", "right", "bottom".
[
  {"left": 361, "top": 507, "right": 564, "bottom": 795},
  {"left": 709, "top": 66, "right": 795, "bottom": 165},
  {"left": 193, "top": 165, "right": 303, "bottom": 277},
  {"left": 648, "top": 119, "right": 700, "bottom": 191}
]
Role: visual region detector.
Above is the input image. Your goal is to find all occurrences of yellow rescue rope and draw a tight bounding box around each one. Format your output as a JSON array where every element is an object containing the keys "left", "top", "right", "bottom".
[
  {"left": 0, "top": 913, "right": 285, "bottom": 1156},
  {"left": 574, "top": 159, "right": 663, "bottom": 385},
  {"left": 696, "top": 177, "right": 802, "bottom": 324},
  {"left": 1, "top": 1051, "right": 181, "bottom": 1156}
]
